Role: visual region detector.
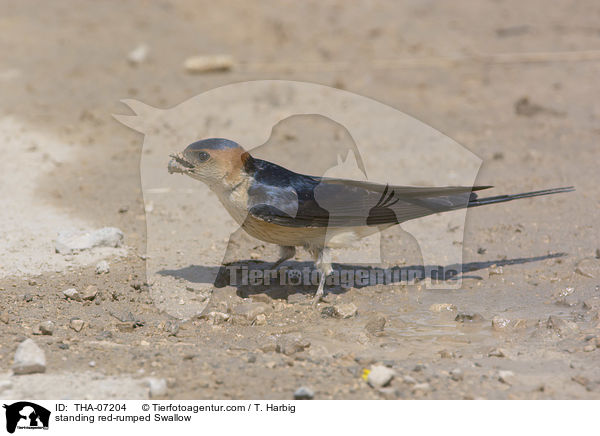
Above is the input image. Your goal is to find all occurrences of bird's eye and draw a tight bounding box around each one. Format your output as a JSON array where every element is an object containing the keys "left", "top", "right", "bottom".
[{"left": 197, "top": 151, "right": 210, "bottom": 162}]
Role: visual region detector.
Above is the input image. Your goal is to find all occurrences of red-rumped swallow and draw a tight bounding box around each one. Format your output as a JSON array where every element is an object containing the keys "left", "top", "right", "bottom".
[{"left": 168, "top": 138, "right": 573, "bottom": 303}]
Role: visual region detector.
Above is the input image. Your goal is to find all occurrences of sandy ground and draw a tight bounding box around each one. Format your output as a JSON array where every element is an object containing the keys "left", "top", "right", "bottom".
[{"left": 0, "top": 0, "right": 599, "bottom": 399}]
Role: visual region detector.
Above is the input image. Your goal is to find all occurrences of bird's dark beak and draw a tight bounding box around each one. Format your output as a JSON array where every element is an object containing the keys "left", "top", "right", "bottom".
[{"left": 168, "top": 153, "right": 194, "bottom": 174}]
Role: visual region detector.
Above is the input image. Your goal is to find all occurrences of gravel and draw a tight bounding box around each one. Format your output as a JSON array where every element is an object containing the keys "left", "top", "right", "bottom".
[
  {"left": 55, "top": 227, "right": 124, "bottom": 255},
  {"left": 367, "top": 365, "right": 395, "bottom": 388},
  {"left": 13, "top": 339, "right": 46, "bottom": 375},
  {"left": 293, "top": 386, "right": 315, "bottom": 400}
]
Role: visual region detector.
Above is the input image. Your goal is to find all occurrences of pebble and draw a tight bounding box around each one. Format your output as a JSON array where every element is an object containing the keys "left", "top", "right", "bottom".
[
  {"left": 438, "top": 349, "right": 455, "bottom": 359},
  {"left": 70, "top": 318, "right": 85, "bottom": 332},
  {"left": 233, "top": 302, "right": 270, "bottom": 322},
  {"left": 367, "top": 365, "right": 395, "bottom": 388},
  {"left": 89, "top": 360, "right": 96, "bottom": 367},
  {"left": 95, "top": 260, "right": 110, "bottom": 275},
  {"left": 204, "top": 311, "right": 230, "bottom": 325},
  {"left": 488, "top": 348, "right": 506, "bottom": 358},
  {"left": 450, "top": 368, "right": 464, "bottom": 381},
  {"left": 364, "top": 314, "right": 386, "bottom": 334},
  {"left": 183, "top": 54, "right": 234, "bottom": 73},
  {"left": 250, "top": 293, "right": 273, "bottom": 304},
  {"left": 0, "top": 380, "right": 13, "bottom": 393},
  {"left": 254, "top": 313, "right": 267, "bottom": 326},
  {"left": 63, "top": 288, "right": 82, "bottom": 302},
  {"left": 488, "top": 266, "right": 504, "bottom": 276},
  {"left": 276, "top": 335, "right": 310, "bottom": 356},
  {"left": 333, "top": 302, "right": 358, "bottom": 319},
  {"left": 575, "top": 257, "right": 598, "bottom": 278},
  {"left": 81, "top": 285, "right": 98, "bottom": 301},
  {"left": 0, "top": 311, "right": 8, "bottom": 324},
  {"left": 429, "top": 303, "right": 457, "bottom": 313},
  {"left": 498, "top": 370, "right": 514, "bottom": 384},
  {"left": 413, "top": 363, "right": 428, "bottom": 372},
  {"left": 412, "top": 383, "right": 430, "bottom": 392},
  {"left": 39, "top": 321, "right": 55, "bottom": 335},
  {"left": 583, "top": 344, "right": 595, "bottom": 352},
  {"left": 55, "top": 227, "right": 124, "bottom": 254},
  {"left": 164, "top": 320, "right": 179, "bottom": 336},
  {"left": 546, "top": 316, "right": 578, "bottom": 337},
  {"left": 127, "top": 44, "right": 149, "bottom": 65},
  {"left": 491, "top": 316, "right": 510, "bottom": 331},
  {"left": 455, "top": 312, "right": 484, "bottom": 323},
  {"left": 402, "top": 375, "right": 417, "bottom": 385},
  {"left": 13, "top": 339, "right": 46, "bottom": 375},
  {"left": 147, "top": 378, "right": 168, "bottom": 398},
  {"left": 294, "top": 386, "right": 314, "bottom": 400}
]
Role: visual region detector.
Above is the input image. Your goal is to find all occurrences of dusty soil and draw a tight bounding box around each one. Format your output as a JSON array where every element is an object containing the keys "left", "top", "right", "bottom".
[{"left": 1, "top": 0, "right": 599, "bottom": 399}]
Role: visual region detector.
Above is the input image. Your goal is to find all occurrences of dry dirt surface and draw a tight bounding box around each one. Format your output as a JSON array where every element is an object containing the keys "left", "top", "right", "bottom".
[{"left": 1, "top": 0, "right": 599, "bottom": 400}]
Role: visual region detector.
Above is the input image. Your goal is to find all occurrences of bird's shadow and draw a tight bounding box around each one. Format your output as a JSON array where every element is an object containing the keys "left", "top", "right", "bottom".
[{"left": 158, "top": 252, "right": 565, "bottom": 300}]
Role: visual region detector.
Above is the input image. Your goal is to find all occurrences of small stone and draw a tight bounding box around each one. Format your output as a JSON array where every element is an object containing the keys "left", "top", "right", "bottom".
[
  {"left": 455, "top": 312, "right": 484, "bottom": 323},
  {"left": 39, "top": 321, "right": 55, "bottom": 336},
  {"left": 367, "top": 365, "right": 395, "bottom": 388},
  {"left": 276, "top": 335, "right": 310, "bottom": 356},
  {"left": 55, "top": 227, "right": 123, "bottom": 254},
  {"left": 63, "top": 288, "right": 81, "bottom": 302},
  {"left": 0, "top": 380, "right": 13, "bottom": 393},
  {"left": 412, "top": 383, "right": 430, "bottom": 392},
  {"left": 402, "top": 375, "right": 417, "bottom": 384},
  {"left": 254, "top": 313, "right": 267, "bottom": 326},
  {"left": 413, "top": 363, "right": 428, "bottom": 372},
  {"left": 364, "top": 314, "right": 386, "bottom": 334},
  {"left": 70, "top": 318, "right": 85, "bottom": 332},
  {"left": 204, "top": 311, "right": 230, "bottom": 325},
  {"left": 575, "top": 258, "right": 598, "bottom": 278},
  {"left": 488, "top": 348, "right": 506, "bottom": 358},
  {"left": 116, "top": 322, "right": 135, "bottom": 332},
  {"left": 498, "top": 370, "right": 514, "bottom": 384},
  {"left": 438, "top": 349, "right": 455, "bottom": 359},
  {"left": 0, "top": 311, "right": 9, "bottom": 324},
  {"left": 583, "top": 344, "right": 595, "bottom": 352},
  {"left": 183, "top": 54, "right": 234, "bottom": 73},
  {"left": 333, "top": 302, "right": 358, "bottom": 319},
  {"left": 429, "top": 303, "right": 457, "bottom": 313},
  {"left": 320, "top": 306, "right": 336, "bottom": 318},
  {"left": 546, "top": 316, "right": 578, "bottom": 336},
  {"left": 81, "top": 285, "right": 98, "bottom": 301},
  {"left": 491, "top": 316, "right": 510, "bottom": 331},
  {"left": 12, "top": 339, "right": 46, "bottom": 375},
  {"left": 247, "top": 354, "right": 257, "bottom": 363},
  {"left": 233, "top": 302, "right": 270, "bottom": 322},
  {"left": 555, "top": 295, "right": 579, "bottom": 307},
  {"left": 164, "top": 320, "right": 179, "bottom": 336},
  {"left": 147, "top": 378, "right": 168, "bottom": 398},
  {"left": 488, "top": 266, "right": 504, "bottom": 276},
  {"left": 260, "top": 341, "right": 277, "bottom": 353},
  {"left": 95, "top": 260, "right": 110, "bottom": 274},
  {"left": 294, "top": 386, "right": 314, "bottom": 400},
  {"left": 449, "top": 368, "right": 463, "bottom": 381},
  {"left": 127, "top": 44, "right": 149, "bottom": 65},
  {"left": 250, "top": 293, "right": 272, "bottom": 304},
  {"left": 89, "top": 360, "right": 96, "bottom": 367}
]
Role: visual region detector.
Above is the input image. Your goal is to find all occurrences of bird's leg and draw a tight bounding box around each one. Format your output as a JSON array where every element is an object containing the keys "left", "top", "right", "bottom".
[
  {"left": 272, "top": 245, "right": 296, "bottom": 270},
  {"left": 311, "top": 247, "right": 332, "bottom": 305}
]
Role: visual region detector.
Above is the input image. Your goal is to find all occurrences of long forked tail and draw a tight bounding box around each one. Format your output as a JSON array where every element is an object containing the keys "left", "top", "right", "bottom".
[{"left": 468, "top": 186, "right": 575, "bottom": 208}]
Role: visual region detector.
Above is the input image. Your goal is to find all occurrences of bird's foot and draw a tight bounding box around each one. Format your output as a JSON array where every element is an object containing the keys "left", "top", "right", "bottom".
[{"left": 311, "top": 285, "right": 326, "bottom": 307}]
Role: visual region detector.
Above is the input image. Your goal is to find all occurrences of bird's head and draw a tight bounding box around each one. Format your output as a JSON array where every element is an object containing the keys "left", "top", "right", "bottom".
[{"left": 168, "top": 138, "right": 252, "bottom": 189}]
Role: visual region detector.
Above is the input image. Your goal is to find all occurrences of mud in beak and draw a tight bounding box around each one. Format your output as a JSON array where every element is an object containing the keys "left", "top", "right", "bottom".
[{"left": 168, "top": 153, "right": 194, "bottom": 174}]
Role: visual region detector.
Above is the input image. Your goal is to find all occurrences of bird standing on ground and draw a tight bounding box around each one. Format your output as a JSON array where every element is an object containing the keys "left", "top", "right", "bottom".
[{"left": 168, "top": 138, "right": 573, "bottom": 303}]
